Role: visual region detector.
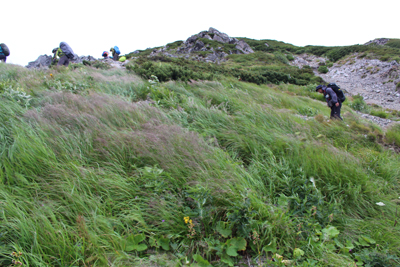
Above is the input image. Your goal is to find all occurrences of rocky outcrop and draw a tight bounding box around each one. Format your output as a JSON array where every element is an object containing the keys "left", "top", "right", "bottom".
[
  {"left": 72, "top": 55, "right": 97, "bottom": 63},
  {"left": 26, "top": 55, "right": 97, "bottom": 69},
  {"left": 235, "top": 40, "right": 254, "bottom": 54},
  {"left": 157, "top": 27, "right": 254, "bottom": 62},
  {"left": 364, "top": 38, "right": 390, "bottom": 46},
  {"left": 26, "top": 55, "right": 53, "bottom": 69}
]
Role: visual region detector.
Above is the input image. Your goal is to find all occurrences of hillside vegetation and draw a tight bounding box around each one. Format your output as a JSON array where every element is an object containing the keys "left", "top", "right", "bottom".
[{"left": 0, "top": 45, "right": 400, "bottom": 267}]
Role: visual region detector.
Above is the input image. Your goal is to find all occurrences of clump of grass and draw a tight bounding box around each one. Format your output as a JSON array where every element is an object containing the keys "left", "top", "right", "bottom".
[
  {"left": 318, "top": 65, "right": 329, "bottom": 73},
  {"left": 370, "top": 109, "right": 389, "bottom": 119},
  {"left": 385, "top": 124, "right": 400, "bottom": 146}
]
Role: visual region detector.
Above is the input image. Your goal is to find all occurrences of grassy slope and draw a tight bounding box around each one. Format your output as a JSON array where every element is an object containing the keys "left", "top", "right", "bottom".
[{"left": 0, "top": 61, "right": 399, "bottom": 267}]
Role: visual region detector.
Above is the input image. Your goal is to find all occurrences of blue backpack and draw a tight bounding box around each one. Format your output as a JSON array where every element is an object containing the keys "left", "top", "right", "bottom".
[
  {"left": 114, "top": 46, "right": 120, "bottom": 55},
  {"left": 0, "top": 43, "right": 10, "bottom": 56}
]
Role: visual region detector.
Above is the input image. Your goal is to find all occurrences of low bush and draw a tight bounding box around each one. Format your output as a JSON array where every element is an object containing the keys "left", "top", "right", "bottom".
[
  {"left": 380, "top": 54, "right": 390, "bottom": 61},
  {"left": 348, "top": 94, "right": 369, "bottom": 112},
  {"left": 286, "top": 54, "right": 294, "bottom": 61},
  {"left": 318, "top": 65, "right": 329, "bottom": 73}
]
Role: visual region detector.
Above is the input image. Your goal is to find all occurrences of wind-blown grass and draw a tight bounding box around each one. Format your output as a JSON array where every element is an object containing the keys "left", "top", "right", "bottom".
[{"left": 0, "top": 62, "right": 399, "bottom": 266}]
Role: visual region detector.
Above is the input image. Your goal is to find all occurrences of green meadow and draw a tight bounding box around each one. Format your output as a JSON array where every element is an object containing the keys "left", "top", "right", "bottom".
[{"left": 0, "top": 59, "right": 399, "bottom": 266}]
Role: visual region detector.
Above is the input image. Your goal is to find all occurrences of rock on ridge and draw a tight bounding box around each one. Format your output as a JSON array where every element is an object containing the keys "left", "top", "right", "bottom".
[
  {"left": 26, "top": 55, "right": 97, "bottom": 69},
  {"left": 26, "top": 55, "right": 53, "bottom": 69},
  {"left": 149, "top": 27, "right": 254, "bottom": 63},
  {"left": 364, "top": 38, "right": 390, "bottom": 46}
]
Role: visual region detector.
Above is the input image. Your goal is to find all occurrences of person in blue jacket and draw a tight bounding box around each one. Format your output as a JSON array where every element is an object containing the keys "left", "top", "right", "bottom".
[{"left": 316, "top": 84, "right": 343, "bottom": 120}]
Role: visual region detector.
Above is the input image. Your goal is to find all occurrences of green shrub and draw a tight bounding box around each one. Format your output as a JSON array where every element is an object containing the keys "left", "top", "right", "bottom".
[
  {"left": 166, "top": 40, "right": 184, "bottom": 50},
  {"left": 273, "top": 52, "right": 289, "bottom": 65},
  {"left": 317, "top": 65, "right": 329, "bottom": 74},
  {"left": 396, "top": 82, "right": 400, "bottom": 90},
  {"left": 326, "top": 62, "right": 334, "bottom": 67},
  {"left": 380, "top": 54, "right": 390, "bottom": 61},
  {"left": 349, "top": 94, "right": 369, "bottom": 112},
  {"left": 286, "top": 54, "right": 294, "bottom": 61}
]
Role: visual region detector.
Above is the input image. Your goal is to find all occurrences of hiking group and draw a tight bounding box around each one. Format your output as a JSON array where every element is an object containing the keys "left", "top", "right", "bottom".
[
  {"left": 103, "top": 46, "right": 126, "bottom": 62},
  {"left": 316, "top": 83, "right": 346, "bottom": 120},
  {"left": 1, "top": 42, "right": 346, "bottom": 121}
]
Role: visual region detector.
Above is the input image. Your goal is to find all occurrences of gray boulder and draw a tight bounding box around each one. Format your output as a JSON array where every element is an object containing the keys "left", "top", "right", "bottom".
[
  {"left": 193, "top": 40, "right": 205, "bottom": 52},
  {"left": 26, "top": 55, "right": 53, "bottom": 69},
  {"left": 235, "top": 40, "right": 254, "bottom": 54},
  {"left": 213, "top": 35, "right": 225, "bottom": 43},
  {"left": 73, "top": 55, "right": 97, "bottom": 63},
  {"left": 208, "top": 27, "right": 231, "bottom": 43},
  {"left": 185, "top": 35, "right": 198, "bottom": 46}
]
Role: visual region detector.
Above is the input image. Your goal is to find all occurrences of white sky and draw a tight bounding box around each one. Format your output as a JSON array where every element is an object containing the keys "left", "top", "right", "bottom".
[{"left": 3, "top": 0, "right": 399, "bottom": 66}]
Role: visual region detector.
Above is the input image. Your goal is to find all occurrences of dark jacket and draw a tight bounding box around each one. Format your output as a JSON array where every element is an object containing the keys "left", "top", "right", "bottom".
[{"left": 323, "top": 86, "right": 338, "bottom": 106}]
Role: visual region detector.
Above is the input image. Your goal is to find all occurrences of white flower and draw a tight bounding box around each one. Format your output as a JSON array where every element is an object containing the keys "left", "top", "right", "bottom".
[{"left": 376, "top": 202, "right": 385, "bottom": 206}]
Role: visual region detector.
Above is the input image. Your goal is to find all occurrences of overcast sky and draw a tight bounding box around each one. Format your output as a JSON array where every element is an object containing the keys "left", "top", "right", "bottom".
[{"left": 3, "top": 0, "right": 399, "bottom": 66}]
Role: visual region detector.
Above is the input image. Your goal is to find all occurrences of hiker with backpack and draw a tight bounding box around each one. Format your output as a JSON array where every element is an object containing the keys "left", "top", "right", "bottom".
[
  {"left": 316, "top": 83, "right": 346, "bottom": 120},
  {"left": 0, "top": 43, "right": 10, "bottom": 63},
  {"left": 57, "top": 42, "right": 75, "bottom": 67},
  {"left": 102, "top": 51, "right": 109, "bottom": 59},
  {"left": 110, "top": 46, "right": 120, "bottom": 61}
]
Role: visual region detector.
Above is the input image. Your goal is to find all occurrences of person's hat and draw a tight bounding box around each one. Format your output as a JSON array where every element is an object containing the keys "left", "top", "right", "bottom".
[{"left": 315, "top": 85, "right": 323, "bottom": 91}]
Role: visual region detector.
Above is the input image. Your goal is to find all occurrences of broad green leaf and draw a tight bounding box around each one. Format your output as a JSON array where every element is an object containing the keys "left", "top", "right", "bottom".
[
  {"left": 345, "top": 240, "right": 354, "bottom": 249},
  {"left": 159, "top": 237, "right": 170, "bottom": 251},
  {"left": 230, "top": 237, "right": 246, "bottom": 251},
  {"left": 334, "top": 239, "right": 344, "bottom": 248},
  {"left": 149, "top": 237, "right": 157, "bottom": 248},
  {"left": 133, "top": 233, "right": 146, "bottom": 244},
  {"left": 263, "top": 241, "right": 277, "bottom": 253},
  {"left": 135, "top": 243, "right": 148, "bottom": 252},
  {"left": 215, "top": 221, "right": 232, "bottom": 238},
  {"left": 125, "top": 243, "right": 136, "bottom": 252},
  {"left": 323, "top": 243, "right": 336, "bottom": 251},
  {"left": 226, "top": 246, "right": 238, "bottom": 257},
  {"left": 322, "top": 226, "right": 340, "bottom": 239},
  {"left": 192, "top": 254, "right": 212, "bottom": 267},
  {"left": 221, "top": 255, "right": 234, "bottom": 266},
  {"left": 293, "top": 248, "right": 305, "bottom": 258},
  {"left": 357, "top": 237, "right": 370, "bottom": 247},
  {"left": 361, "top": 235, "right": 376, "bottom": 244}
]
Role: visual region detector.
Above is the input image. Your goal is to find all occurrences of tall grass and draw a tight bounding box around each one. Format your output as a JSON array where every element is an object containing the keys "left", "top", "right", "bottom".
[{"left": 0, "top": 63, "right": 399, "bottom": 266}]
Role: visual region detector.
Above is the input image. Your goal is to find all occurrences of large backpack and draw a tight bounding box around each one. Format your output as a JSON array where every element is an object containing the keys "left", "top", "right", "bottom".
[
  {"left": 0, "top": 43, "right": 10, "bottom": 56},
  {"left": 60, "top": 42, "right": 75, "bottom": 59},
  {"left": 327, "top": 83, "right": 346, "bottom": 103},
  {"left": 114, "top": 46, "right": 120, "bottom": 55}
]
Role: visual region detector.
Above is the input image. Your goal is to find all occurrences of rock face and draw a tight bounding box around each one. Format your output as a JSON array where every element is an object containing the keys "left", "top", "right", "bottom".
[
  {"left": 151, "top": 27, "right": 254, "bottom": 63},
  {"left": 26, "top": 55, "right": 97, "bottom": 69},
  {"left": 26, "top": 55, "right": 53, "bottom": 69},
  {"left": 290, "top": 54, "right": 400, "bottom": 111},
  {"left": 364, "top": 38, "right": 390, "bottom": 46}
]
